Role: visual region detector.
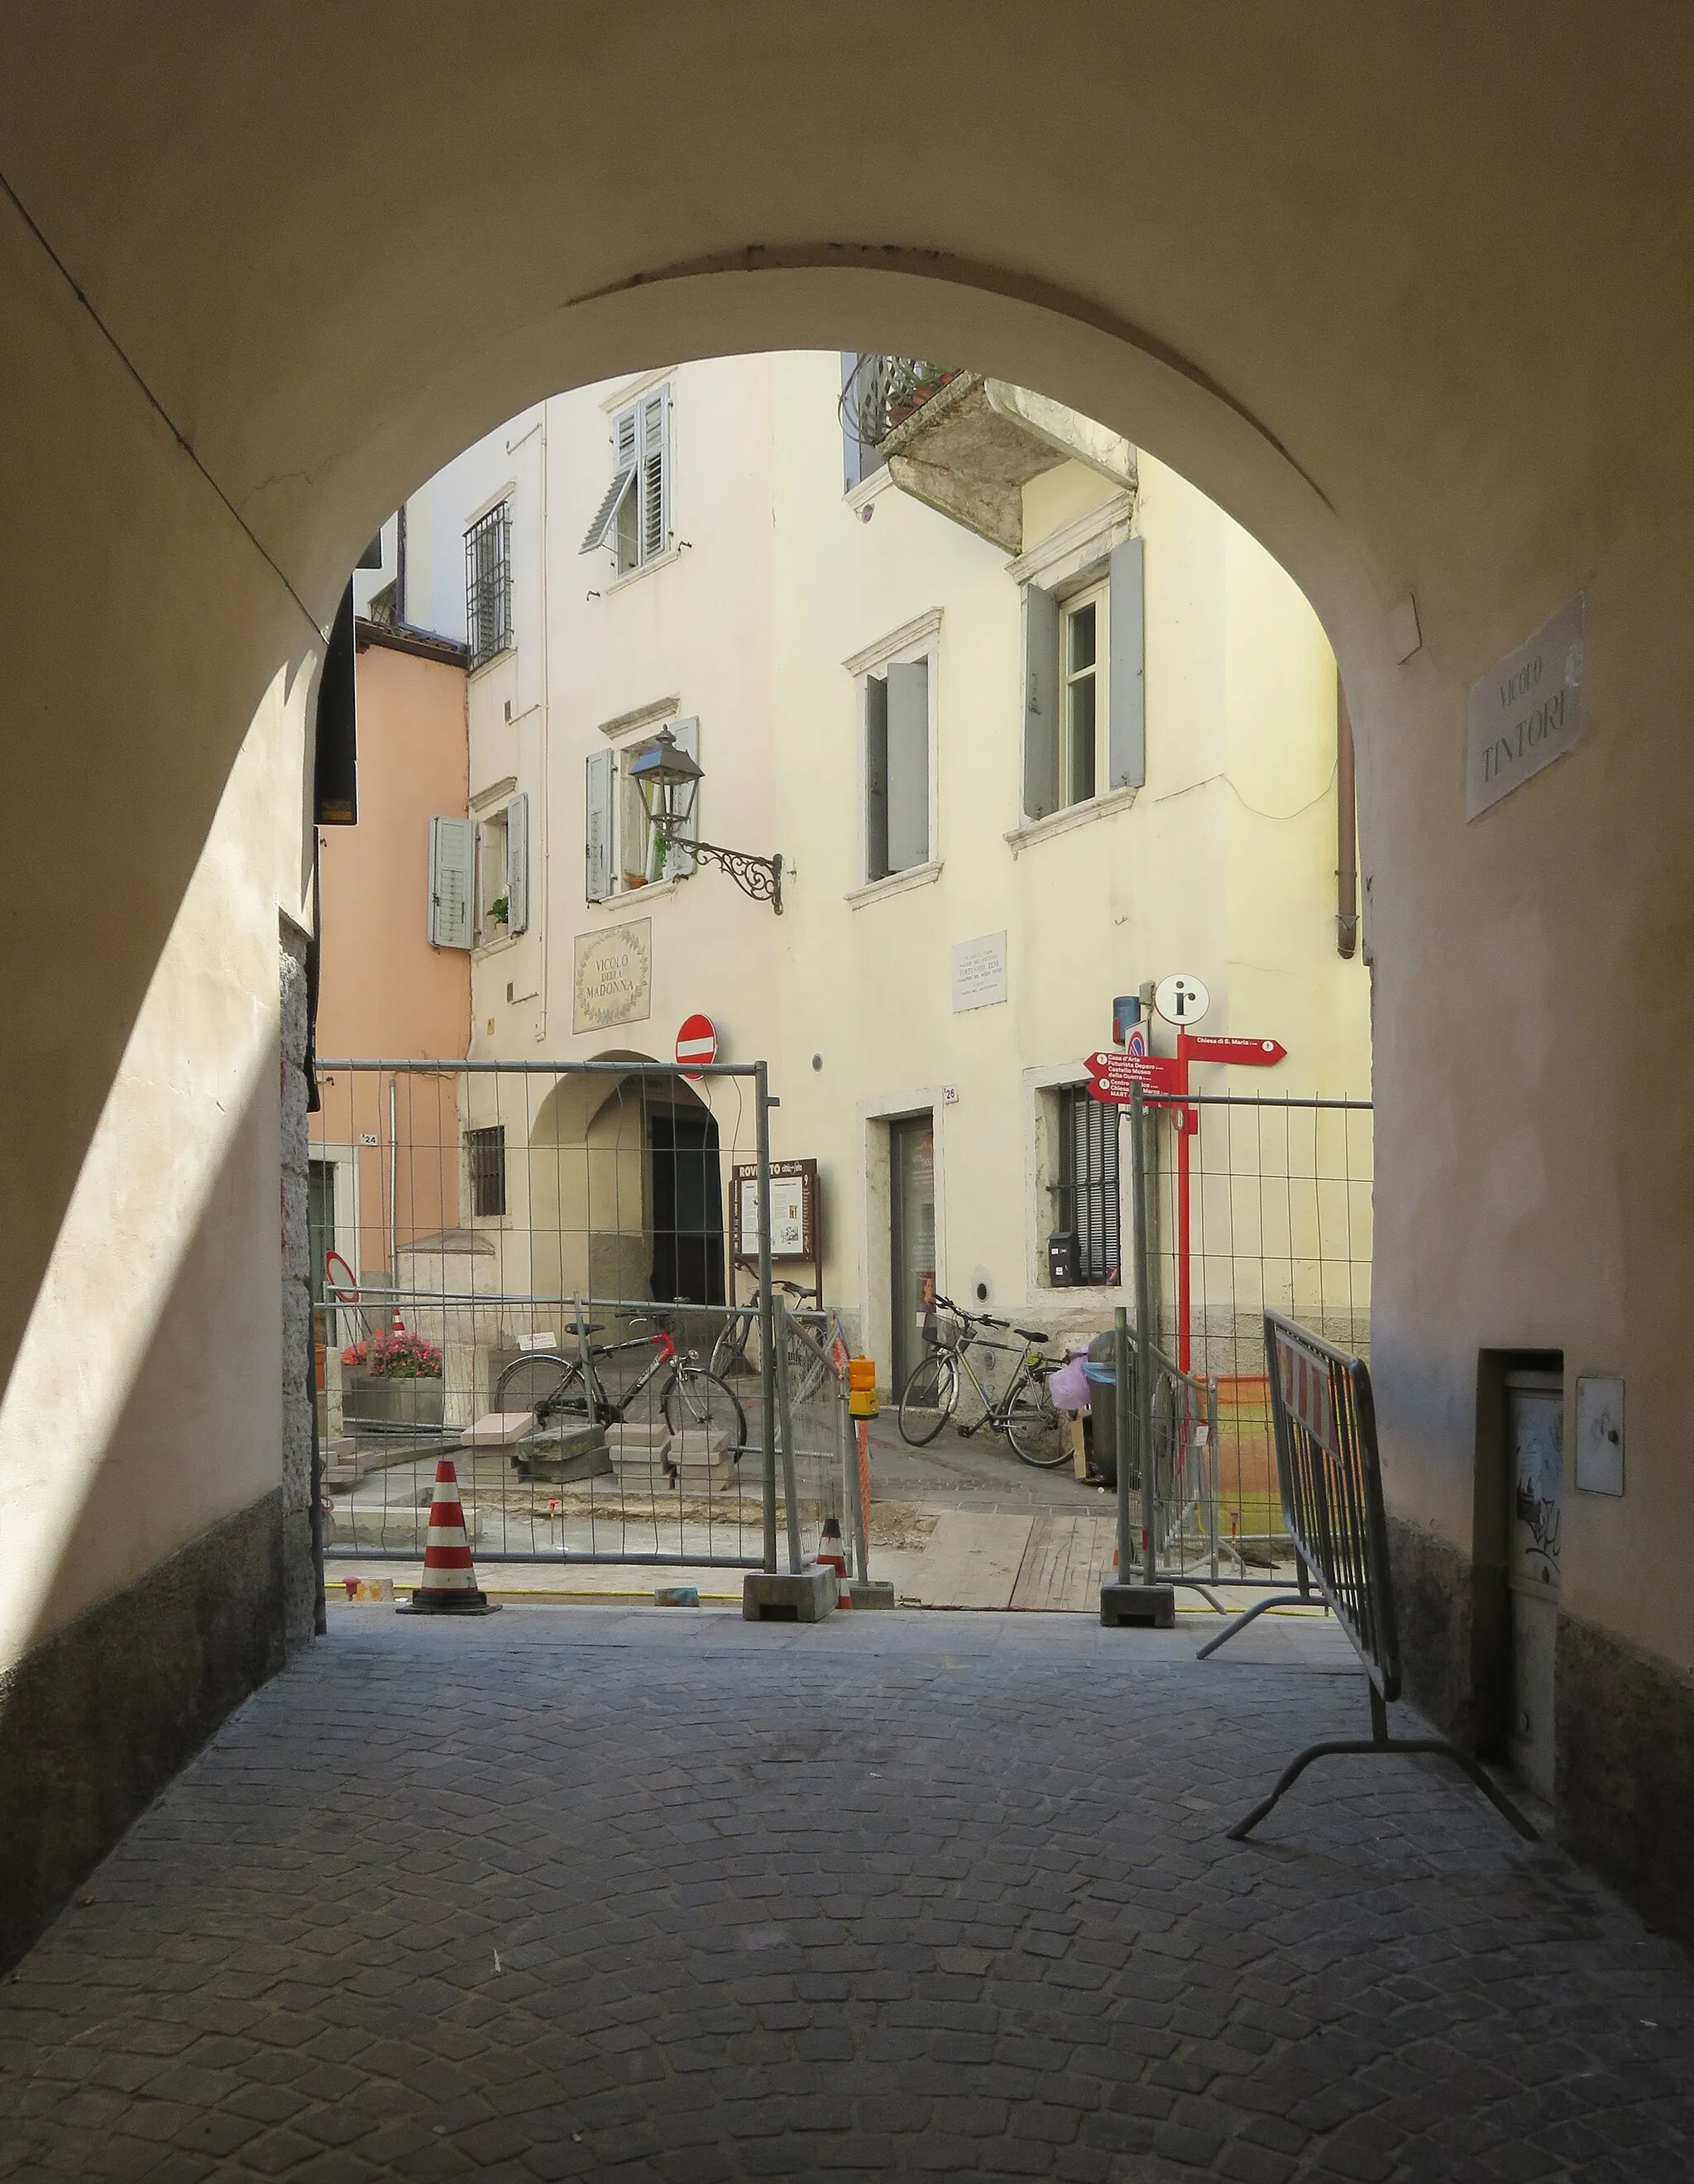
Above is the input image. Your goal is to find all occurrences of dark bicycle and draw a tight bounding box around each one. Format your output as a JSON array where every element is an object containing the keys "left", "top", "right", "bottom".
[
  {"left": 494, "top": 1313, "right": 747, "bottom": 1477},
  {"left": 896, "top": 1295, "right": 1067, "bottom": 1468}
]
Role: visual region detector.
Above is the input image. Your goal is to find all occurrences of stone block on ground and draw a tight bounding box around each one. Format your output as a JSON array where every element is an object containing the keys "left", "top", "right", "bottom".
[
  {"left": 743, "top": 1566, "right": 837, "bottom": 1622},
  {"left": 1100, "top": 1581, "right": 1176, "bottom": 1628}
]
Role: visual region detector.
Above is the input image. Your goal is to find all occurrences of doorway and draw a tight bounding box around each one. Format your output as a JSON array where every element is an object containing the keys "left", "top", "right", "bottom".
[
  {"left": 1505, "top": 1367, "right": 1563, "bottom": 1800},
  {"left": 889, "top": 1114, "right": 936, "bottom": 1387},
  {"left": 307, "top": 1159, "right": 337, "bottom": 1308},
  {"left": 648, "top": 1107, "right": 726, "bottom": 1305}
]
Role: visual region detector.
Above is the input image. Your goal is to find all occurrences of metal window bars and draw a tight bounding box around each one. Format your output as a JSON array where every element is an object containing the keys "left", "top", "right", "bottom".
[{"left": 464, "top": 501, "right": 512, "bottom": 668}]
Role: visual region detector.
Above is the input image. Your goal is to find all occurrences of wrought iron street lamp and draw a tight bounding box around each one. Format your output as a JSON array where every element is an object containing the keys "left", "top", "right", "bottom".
[{"left": 627, "top": 726, "right": 784, "bottom": 913}]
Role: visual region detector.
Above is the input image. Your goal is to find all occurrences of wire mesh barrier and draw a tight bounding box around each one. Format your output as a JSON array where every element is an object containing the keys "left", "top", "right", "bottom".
[
  {"left": 308, "top": 1061, "right": 846, "bottom": 1578},
  {"left": 1131, "top": 1092, "right": 1373, "bottom": 1587},
  {"left": 1204, "top": 1311, "right": 1537, "bottom": 1844}
]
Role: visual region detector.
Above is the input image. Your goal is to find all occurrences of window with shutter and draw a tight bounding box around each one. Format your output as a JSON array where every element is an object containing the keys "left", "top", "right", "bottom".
[
  {"left": 589, "top": 388, "right": 672, "bottom": 577},
  {"left": 585, "top": 750, "right": 613, "bottom": 902},
  {"left": 428, "top": 817, "right": 475, "bottom": 949}
]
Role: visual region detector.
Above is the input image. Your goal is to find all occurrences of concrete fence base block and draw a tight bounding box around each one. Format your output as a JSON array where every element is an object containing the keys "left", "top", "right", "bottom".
[
  {"left": 1100, "top": 1583, "right": 1175, "bottom": 1629},
  {"left": 743, "top": 1568, "right": 837, "bottom": 1623},
  {"left": 844, "top": 1579, "right": 897, "bottom": 1610}
]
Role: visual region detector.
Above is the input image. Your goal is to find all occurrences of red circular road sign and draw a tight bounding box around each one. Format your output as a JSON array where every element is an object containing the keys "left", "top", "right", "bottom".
[{"left": 676, "top": 1013, "right": 718, "bottom": 1076}]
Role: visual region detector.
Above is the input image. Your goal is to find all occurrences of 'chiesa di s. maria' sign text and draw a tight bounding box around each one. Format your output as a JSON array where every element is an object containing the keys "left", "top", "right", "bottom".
[{"left": 1466, "top": 592, "right": 1584, "bottom": 819}]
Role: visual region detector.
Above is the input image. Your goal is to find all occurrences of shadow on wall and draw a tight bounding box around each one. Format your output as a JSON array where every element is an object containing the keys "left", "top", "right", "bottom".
[
  {"left": 0, "top": 659, "right": 313, "bottom": 1972},
  {"left": 0, "top": 1048, "right": 290, "bottom": 1968}
]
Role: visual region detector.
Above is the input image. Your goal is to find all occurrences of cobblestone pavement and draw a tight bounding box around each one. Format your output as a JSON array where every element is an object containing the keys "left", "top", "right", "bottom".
[{"left": 2, "top": 1607, "right": 1692, "bottom": 2182}]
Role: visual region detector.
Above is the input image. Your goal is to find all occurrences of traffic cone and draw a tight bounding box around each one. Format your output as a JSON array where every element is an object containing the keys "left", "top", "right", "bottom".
[
  {"left": 818, "top": 1513, "right": 847, "bottom": 1580},
  {"left": 396, "top": 1454, "right": 500, "bottom": 1616}
]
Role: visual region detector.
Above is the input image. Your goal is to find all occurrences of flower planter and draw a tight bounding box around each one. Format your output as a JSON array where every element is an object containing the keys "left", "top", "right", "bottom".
[{"left": 342, "top": 1372, "right": 446, "bottom": 1434}]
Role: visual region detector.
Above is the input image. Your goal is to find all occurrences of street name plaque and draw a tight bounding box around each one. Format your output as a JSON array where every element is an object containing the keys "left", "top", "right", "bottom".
[{"left": 1466, "top": 592, "right": 1585, "bottom": 820}]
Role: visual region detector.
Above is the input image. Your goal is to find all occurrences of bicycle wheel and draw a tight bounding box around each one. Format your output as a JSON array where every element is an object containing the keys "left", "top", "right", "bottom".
[
  {"left": 663, "top": 1367, "right": 749, "bottom": 1456},
  {"left": 1006, "top": 1373, "right": 1070, "bottom": 1468},
  {"left": 710, "top": 1309, "right": 756, "bottom": 1379},
  {"left": 494, "top": 1352, "right": 586, "bottom": 1424},
  {"left": 898, "top": 1352, "right": 957, "bottom": 1445}
]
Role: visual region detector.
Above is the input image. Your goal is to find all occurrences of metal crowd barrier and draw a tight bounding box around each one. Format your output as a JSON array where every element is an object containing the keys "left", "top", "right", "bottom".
[{"left": 1206, "top": 1310, "right": 1536, "bottom": 1842}]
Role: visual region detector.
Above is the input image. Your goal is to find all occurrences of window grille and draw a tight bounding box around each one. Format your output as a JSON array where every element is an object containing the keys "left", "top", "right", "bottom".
[
  {"left": 1055, "top": 1086, "right": 1119, "bottom": 1285},
  {"left": 466, "top": 1124, "right": 507, "bottom": 1219},
  {"left": 464, "top": 502, "right": 512, "bottom": 669}
]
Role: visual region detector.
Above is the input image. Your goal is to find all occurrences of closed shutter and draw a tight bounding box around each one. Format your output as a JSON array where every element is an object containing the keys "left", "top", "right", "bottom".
[
  {"left": 640, "top": 387, "right": 669, "bottom": 563},
  {"left": 662, "top": 717, "right": 700, "bottom": 880},
  {"left": 885, "top": 659, "right": 930, "bottom": 873},
  {"left": 865, "top": 673, "right": 890, "bottom": 881},
  {"left": 428, "top": 817, "right": 474, "bottom": 949},
  {"left": 1108, "top": 538, "right": 1146, "bottom": 790},
  {"left": 1022, "top": 584, "right": 1060, "bottom": 821},
  {"left": 505, "top": 793, "right": 529, "bottom": 933},
  {"left": 586, "top": 750, "right": 613, "bottom": 902}
]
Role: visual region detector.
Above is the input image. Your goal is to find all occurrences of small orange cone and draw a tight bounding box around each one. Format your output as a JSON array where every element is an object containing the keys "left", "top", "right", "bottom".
[{"left": 397, "top": 1454, "right": 500, "bottom": 1616}]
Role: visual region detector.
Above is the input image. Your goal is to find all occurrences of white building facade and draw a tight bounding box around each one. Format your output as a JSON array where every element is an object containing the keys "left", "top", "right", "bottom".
[{"left": 370, "top": 350, "right": 1371, "bottom": 1389}]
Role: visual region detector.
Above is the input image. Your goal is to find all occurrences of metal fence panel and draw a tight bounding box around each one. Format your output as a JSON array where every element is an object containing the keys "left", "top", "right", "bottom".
[{"left": 309, "top": 1059, "right": 840, "bottom": 1577}]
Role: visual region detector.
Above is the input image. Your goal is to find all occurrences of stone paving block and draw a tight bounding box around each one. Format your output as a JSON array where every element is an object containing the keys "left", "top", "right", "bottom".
[{"left": 5, "top": 1609, "right": 1694, "bottom": 2179}]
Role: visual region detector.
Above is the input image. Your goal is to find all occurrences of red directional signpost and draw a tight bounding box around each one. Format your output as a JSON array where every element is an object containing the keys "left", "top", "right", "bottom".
[{"left": 1086, "top": 1024, "right": 1286, "bottom": 1372}]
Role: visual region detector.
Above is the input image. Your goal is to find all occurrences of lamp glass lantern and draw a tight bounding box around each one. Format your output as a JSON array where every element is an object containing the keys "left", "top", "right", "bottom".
[{"left": 627, "top": 726, "right": 701, "bottom": 841}]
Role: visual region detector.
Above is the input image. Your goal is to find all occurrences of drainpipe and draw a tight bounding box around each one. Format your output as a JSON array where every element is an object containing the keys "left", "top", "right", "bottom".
[{"left": 1336, "top": 678, "right": 1358, "bottom": 960}]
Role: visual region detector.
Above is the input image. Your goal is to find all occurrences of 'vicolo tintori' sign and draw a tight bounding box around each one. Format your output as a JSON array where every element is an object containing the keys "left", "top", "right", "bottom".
[{"left": 1466, "top": 592, "right": 1585, "bottom": 819}]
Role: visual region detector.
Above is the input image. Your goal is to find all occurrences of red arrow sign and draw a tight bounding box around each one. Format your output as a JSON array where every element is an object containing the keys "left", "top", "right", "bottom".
[
  {"left": 1084, "top": 1051, "right": 1184, "bottom": 1104},
  {"left": 1179, "top": 1035, "right": 1286, "bottom": 1066}
]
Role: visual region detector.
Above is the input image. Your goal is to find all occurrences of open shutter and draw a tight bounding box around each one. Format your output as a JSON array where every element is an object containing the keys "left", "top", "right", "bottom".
[
  {"left": 505, "top": 793, "right": 529, "bottom": 933},
  {"left": 1022, "top": 584, "right": 1060, "bottom": 820},
  {"left": 428, "top": 817, "right": 474, "bottom": 949},
  {"left": 885, "top": 659, "right": 930, "bottom": 872},
  {"left": 586, "top": 750, "right": 613, "bottom": 902},
  {"left": 662, "top": 717, "right": 700, "bottom": 880},
  {"left": 640, "top": 387, "right": 669, "bottom": 563},
  {"left": 1108, "top": 538, "right": 1146, "bottom": 790},
  {"left": 865, "top": 673, "right": 890, "bottom": 881}
]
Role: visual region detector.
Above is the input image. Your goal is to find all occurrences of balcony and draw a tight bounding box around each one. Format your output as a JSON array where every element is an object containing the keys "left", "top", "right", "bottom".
[{"left": 843, "top": 356, "right": 1136, "bottom": 553}]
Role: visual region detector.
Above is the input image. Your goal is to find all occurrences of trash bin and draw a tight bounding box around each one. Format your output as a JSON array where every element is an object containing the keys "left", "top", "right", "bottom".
[{"left": 1084, "top": 1329, "right": 1138, "bottom": 1492}]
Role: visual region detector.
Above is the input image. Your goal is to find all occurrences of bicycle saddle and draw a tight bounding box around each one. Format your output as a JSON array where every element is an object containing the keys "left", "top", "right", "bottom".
[{"left": 1015, "top": 1327, "right": 1050, "bottom": 1343}]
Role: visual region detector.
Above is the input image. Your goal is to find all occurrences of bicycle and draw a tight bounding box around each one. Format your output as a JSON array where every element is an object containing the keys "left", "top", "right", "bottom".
[
  {"left": 896, "top": 1295, "right": 1067, "bottom": 1468},
  {"left": 494, "top": 1312, "right": 748, "bottom": 1478},
  {"left": 710, "top": 1279, "right": 838, "bottom": 1406}
]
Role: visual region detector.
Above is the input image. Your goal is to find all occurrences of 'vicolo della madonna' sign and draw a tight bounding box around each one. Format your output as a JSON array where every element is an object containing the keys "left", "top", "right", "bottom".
[{"left": 1466, "top": 592, "right": 1585, "bottom": 819}]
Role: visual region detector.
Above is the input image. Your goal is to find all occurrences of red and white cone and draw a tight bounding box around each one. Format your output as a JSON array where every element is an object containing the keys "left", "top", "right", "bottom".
[{"left": 397, "top": 1454, "right": 500, "bottom": 1616}]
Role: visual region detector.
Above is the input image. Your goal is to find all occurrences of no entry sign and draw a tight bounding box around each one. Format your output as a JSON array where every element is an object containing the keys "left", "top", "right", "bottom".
[{"left": 675, "top": 1013, "right": 717, "bottom": 1076}]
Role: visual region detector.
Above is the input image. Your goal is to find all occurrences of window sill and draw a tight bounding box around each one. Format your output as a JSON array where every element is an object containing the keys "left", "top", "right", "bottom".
[
  {"left": 467, "top": 643, "right": 514, "bottom": 681},
  {"left": 587, "top": 875, "right": 687, "bottom": 912},
  {"left": 1004, "top": 785, "right": 1138, "bottom": 858},
  {"left": 605, "top": 545, "right": 682, "bottom": 595},
  {"left": 845, "top": 859, "right": 944, "bottom": 909},
  {"left": 473, "top": 927, "right": 519, "bottom": 957}
]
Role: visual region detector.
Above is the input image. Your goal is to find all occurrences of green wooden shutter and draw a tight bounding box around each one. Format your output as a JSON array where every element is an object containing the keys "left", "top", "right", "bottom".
[
  {"left": 1108, "top": 538, "right": 1146, "bottom": 790},
  {"left": 1022, "top": 585, "right": 1060, "bottom": 820},
  {"left": 586, "top": 751, "right": 613, "bottom": 902},
  {"left": 886, "top": 659, "right": 930, "bottom": 872}
]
